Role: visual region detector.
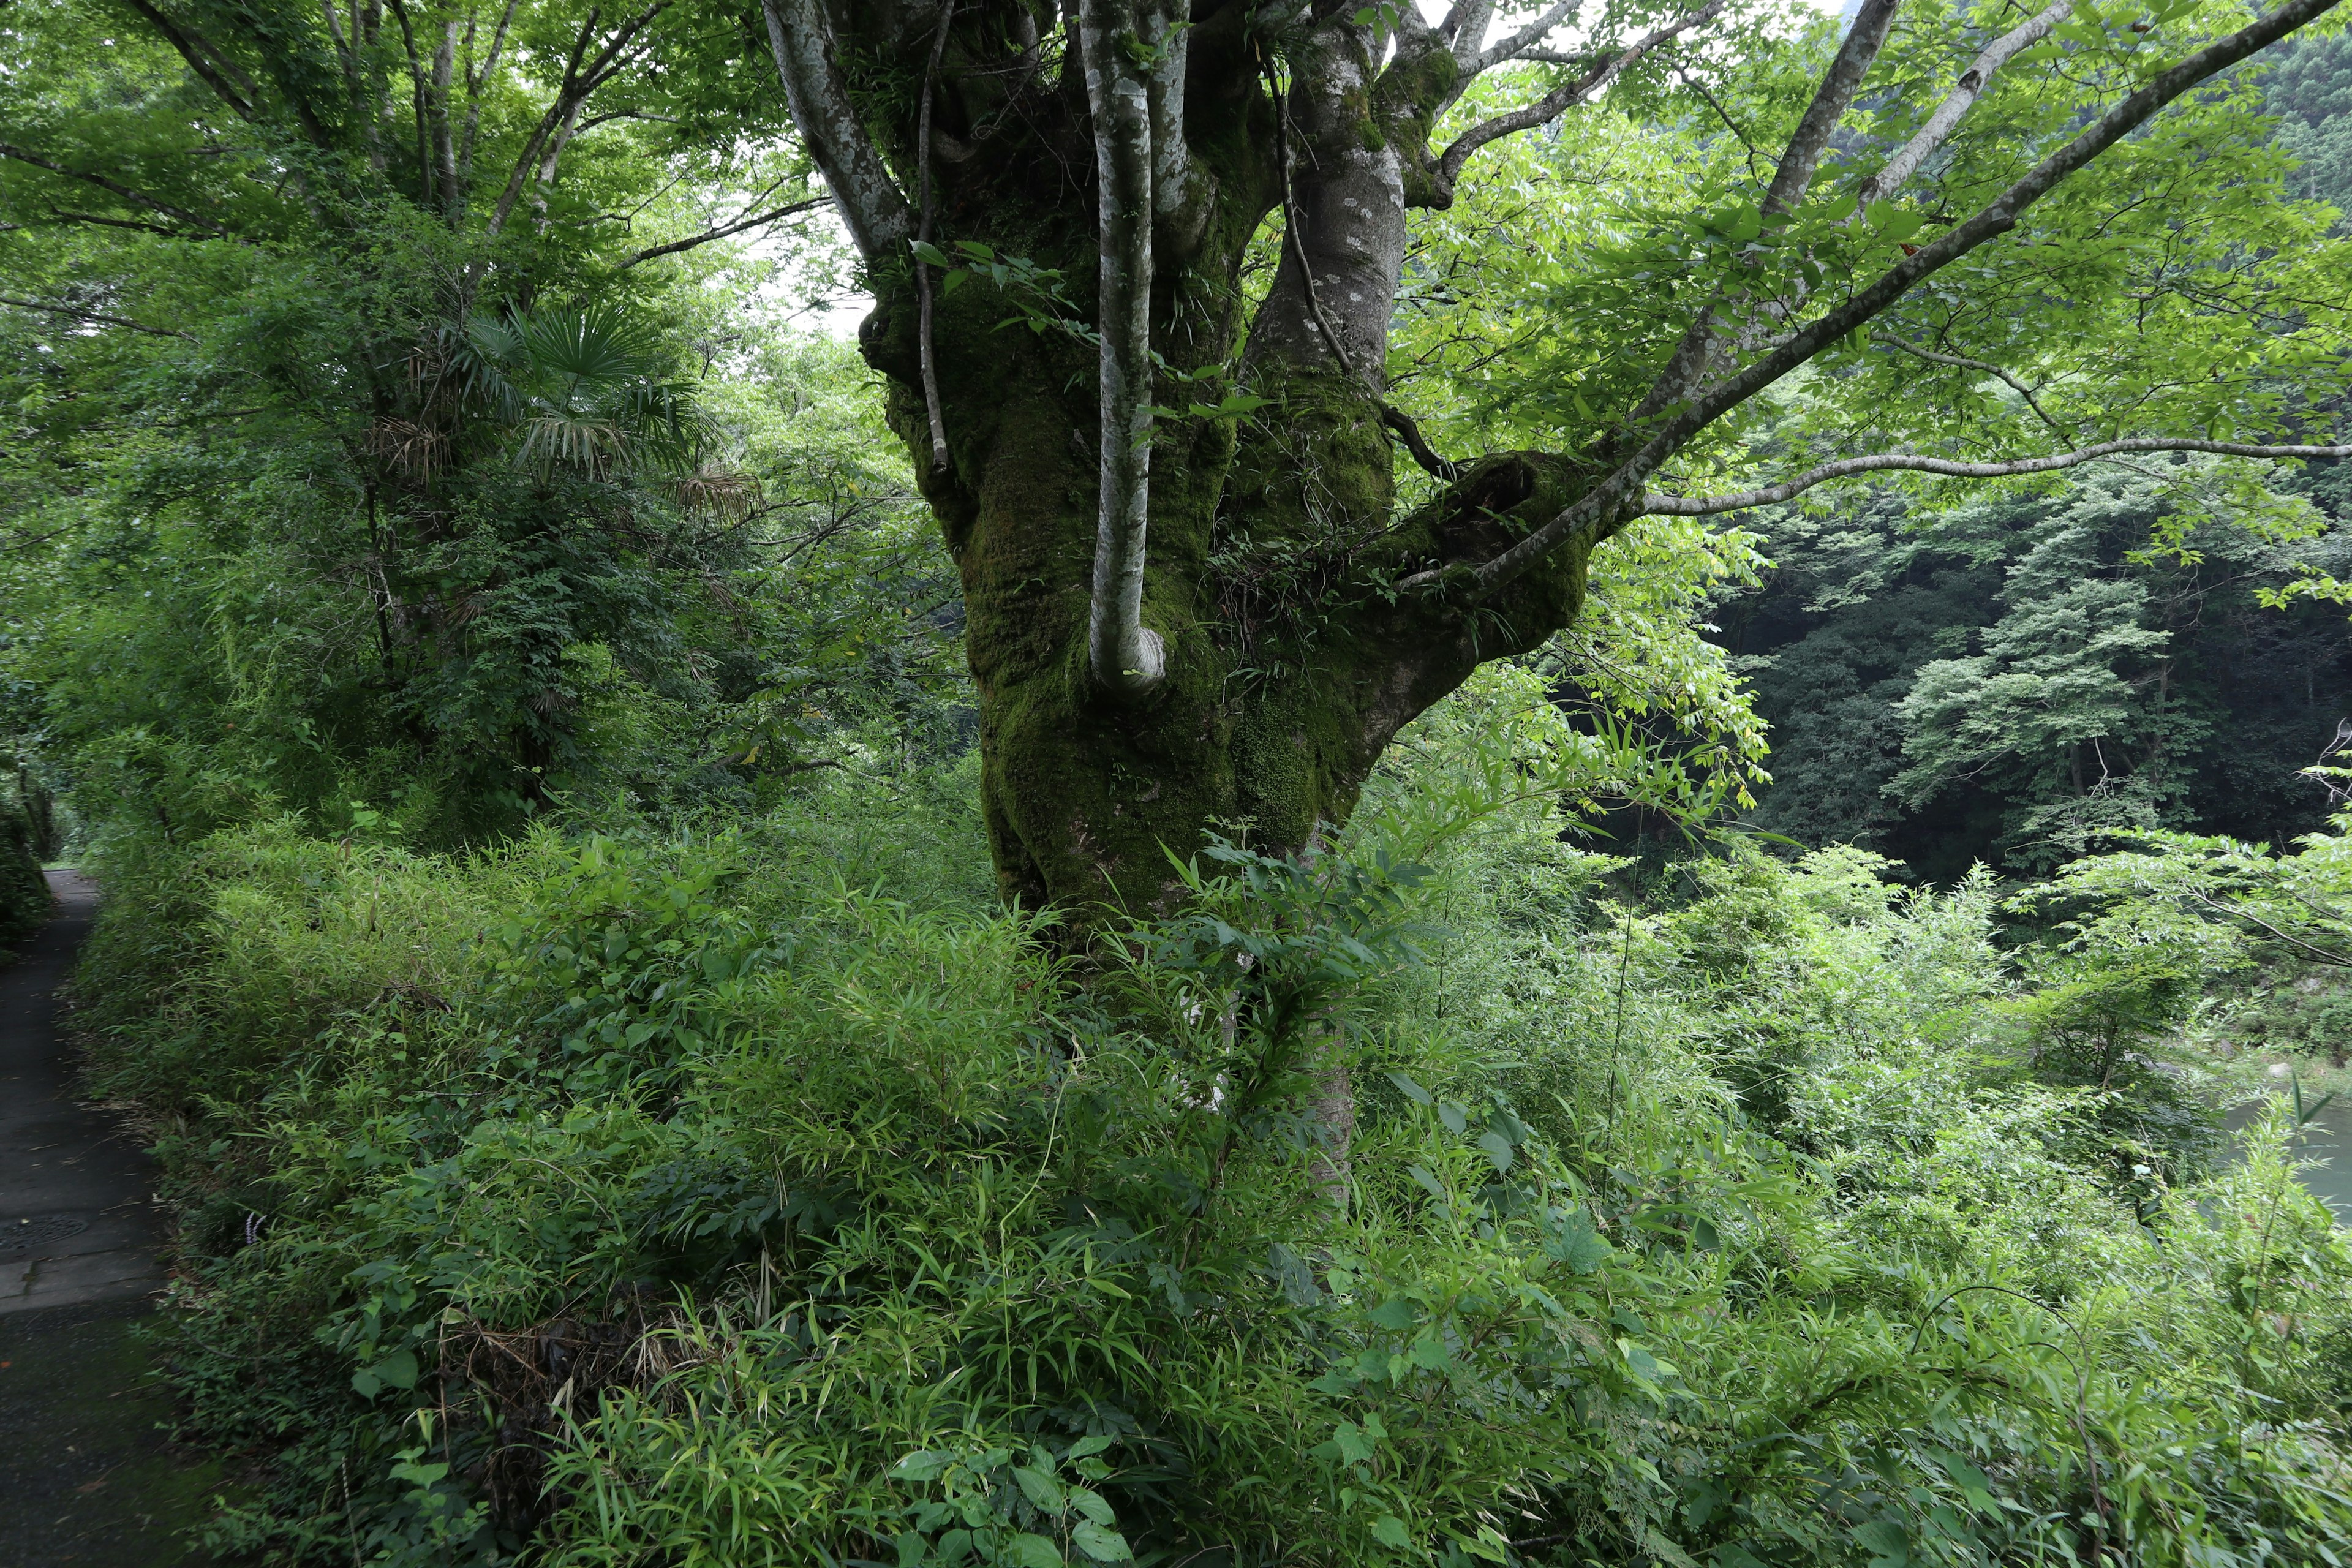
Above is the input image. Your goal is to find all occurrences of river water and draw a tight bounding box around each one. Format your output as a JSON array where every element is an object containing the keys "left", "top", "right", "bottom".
[{"left": 2226, "top": 1091, "right": 2352, "bottom": 1223}]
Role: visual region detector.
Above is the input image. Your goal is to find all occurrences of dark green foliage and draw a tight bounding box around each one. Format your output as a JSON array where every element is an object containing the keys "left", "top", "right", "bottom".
[
  {"left": 0, "top": 798, "right": 50, "bottom": 954},
  {"left": 66, "top": 690, "right": 2352, "bottom": 1568},
  {"left": 1718, "top": 469, "right": 2352, "bottom": 879},
  {"left": 2266, "top": 30, "right": 2352, "bottom": 217}
]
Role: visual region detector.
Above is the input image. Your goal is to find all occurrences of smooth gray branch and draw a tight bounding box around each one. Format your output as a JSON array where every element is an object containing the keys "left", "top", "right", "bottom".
[
  {"left": 1470, "top": 1, "right": 1582, "bottom": 71},
  {"left": 760, "top": 0, "right": 913, "bottom": 262},
  {"left": 1856, "top": 0, "right": 2074, "bottom": 208},
  {"left": 1642, "top": 439, "right": 2352, "bottom": 516},
  {"left": 1079, "top": 0, "right": 1167, "bottom": 697}
]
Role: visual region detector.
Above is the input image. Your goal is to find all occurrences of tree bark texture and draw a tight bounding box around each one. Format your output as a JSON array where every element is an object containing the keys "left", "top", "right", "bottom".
[{"left": 804, "top": 4, "right": 1606, "bottom": 914}]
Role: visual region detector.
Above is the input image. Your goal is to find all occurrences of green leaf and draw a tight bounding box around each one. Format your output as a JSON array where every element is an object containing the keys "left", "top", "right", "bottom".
[
  {"left": 1476, "top": 1129, "right": 1516, "bottom": 1172},
  {"left": 893, "top": 1450, "right": 955, "bottom": 1482},
  {"left": 1069, "top": 1486, "right": 1115, "bottom": 1527},
  {"left": 374, "top": 1348, "right": 419, "bottom": 1390},
  {"left": 1370, "top": 1515, "right": 1411, "bottom": 1549},
  {"left": 1385, "top": 1071, "right": 1433, "bottom": 1105},
  {"left": 1852, "top": 1520, "right": 1909, "bottom": 1568},
  {"left": 1072, "top": 1522, "right": 1132, "bottom": 1562},
  {"left": 1008, "top": 1534, "right": 1063, "bottom": 1568},
  {"left": 1368, "top": 1297, "right": 1417, "bottom": 1331},
  {"left": 1013, "top": 1465, "right": 1065, "bottom": 1512}
]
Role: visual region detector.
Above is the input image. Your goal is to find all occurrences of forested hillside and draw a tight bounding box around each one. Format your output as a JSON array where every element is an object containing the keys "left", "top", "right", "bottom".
[
  {"left": 1720, "top": 34, "right": 2352, "bottom": 878},
  {"left": 5, "top": 2, "right": 2352, "bottom": 1566}
]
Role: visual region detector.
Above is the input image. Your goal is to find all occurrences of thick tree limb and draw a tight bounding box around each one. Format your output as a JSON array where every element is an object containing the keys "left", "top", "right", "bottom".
[
  {"left": 1763, "top": 0, "right": 1902, "bottom": 218},
  {"left": 760, "top": 0, "right": 913, "bottom": 262},
  {"left": 1433, "top": 1, "right": 1725, "bottom": 196},
  {"left": 1856, "top": 0, "right": 2073, "bottom": 208},
  {"left": 0, "top": 294, "right": 194, "bottom": 339},
  {"left": 1470, "top": 0, "right": 2349, "bottom": 602},
  {"left": 0, "top": 141, "right": 230, "bottom": 235},
  {"left": 1080, "top": 0, "right": 1165, "bottom": 696},
  {"left": 1640, "top": 439, "right": 2352, "bottom": 516},
  {"left": 1629, "top": 0, "right": 1901, "bottom": 421},
  {"left": 617, "top": 196, "right": 829, "bottom": 268},
  {"left": 115, "top": 0, "right": 255, "bottom": 118}
]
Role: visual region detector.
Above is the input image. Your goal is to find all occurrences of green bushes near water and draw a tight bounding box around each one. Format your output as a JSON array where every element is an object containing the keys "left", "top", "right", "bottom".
[{"left": 73, "top": 679, "right": 2352, "bottom": 1567}]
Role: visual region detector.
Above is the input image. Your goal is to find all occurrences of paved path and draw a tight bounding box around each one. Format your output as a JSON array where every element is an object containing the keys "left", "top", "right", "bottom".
[
  {"left": 0, "top": 872, "right": 225, "bottom": 1566},
  {"left": 1, "top": 871, "right": 168, "bottom": 1311}
]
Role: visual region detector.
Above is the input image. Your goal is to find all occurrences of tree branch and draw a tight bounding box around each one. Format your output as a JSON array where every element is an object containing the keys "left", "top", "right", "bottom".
[
  {"left": 1471, "top": 0, "right": 1581, "bottom": 72},
  {"left": 1433, "top": 0, "right": 1725, "bottom": 199},
  {"left": 617, "top": 196, "right": 829, "bottom": 268},
  {"left": 115, "top": 0, "right": 256, "bottom": 118},
  {"left": 42, "top": 209, "right": 215, "bottom": 239},
  {"left": 760, "top": 0, "right": 913, "bottom": 262},
  {"left": 0, "top": 141, "right": 230, "bottom": 235},
  {"left": 485, "top": 4, "right": 667, "bottom": 239},
  {"left": 0, "top": 294, "right": 195, "bottom": 339},
  {"left": 1468, "top": 0, "right": 2351, "bottom": 602},
  {"left": 1382, "top": 404, "right": 1460, "bottom": 480},
  {"left": 1857, "top": 0, "right": 2074, "bottom": 209},
  {"left": 1763, "top": 0, "right": 1902, "bottom": 219},
  {"left": 1445, "top": 1, "right": 1499, "bottom": 60},
  {"left": 1080, "top": 0, "right": 1165, "bottom": 697},
  {"left": 1881, "top": 336, "right": 2072, "bottom": 435},
  {"left": 1640, "top": 438, "right": 2352, "bottom": 516},
  {"left": 915, "top": 0, "right": 955, "bottom": 475},
  {"left": 461, "top": 0, "right": 522, "bottom": 180}
]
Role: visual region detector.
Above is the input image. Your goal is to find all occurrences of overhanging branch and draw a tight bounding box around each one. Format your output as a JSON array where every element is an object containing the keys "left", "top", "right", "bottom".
[
  {"left": 617, "top": 196, "right": 829, "bottom": 268},
  {"left": 0, "top": 294, "right": 195, "bottom": 339},
  {"left": 1640, "top": 438, "right": 2352, "bottom": 516},
  {"left": 1471, "top": 0, "right": 2348, "bottom": 603},
  {"left": 0, "top": 140, "right": 230, "bottom": 236}
]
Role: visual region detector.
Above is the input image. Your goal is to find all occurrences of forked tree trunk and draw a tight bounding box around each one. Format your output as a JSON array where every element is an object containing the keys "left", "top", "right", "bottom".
[
  {"left": 868, "top": 297, "right": 1598, "bottom": 913},
  {"left": 834, "top": 10, "right": 1605, "bottom": 915}
]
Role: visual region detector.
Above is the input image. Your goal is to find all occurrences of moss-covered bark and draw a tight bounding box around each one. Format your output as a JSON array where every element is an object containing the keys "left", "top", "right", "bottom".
[{"left": 832, "top": 3, "right": 1609, "bottom": 917}]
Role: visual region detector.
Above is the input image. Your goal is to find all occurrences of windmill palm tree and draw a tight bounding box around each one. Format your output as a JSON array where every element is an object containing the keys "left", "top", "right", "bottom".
[{"left": 445, "top": 303, "right": 707, "bottom": 482}]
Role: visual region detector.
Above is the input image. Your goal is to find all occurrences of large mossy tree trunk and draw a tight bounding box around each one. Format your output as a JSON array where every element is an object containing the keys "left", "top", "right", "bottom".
[
  {"left": 774, "top": 2, "right": 1611, "bottom": 914},
  {"left": 762, "top": 0, "right": 2344, "bottom": 916}
]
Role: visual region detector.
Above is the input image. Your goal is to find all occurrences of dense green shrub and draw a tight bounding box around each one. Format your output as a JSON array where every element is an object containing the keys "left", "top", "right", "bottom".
[
  {"left": 0, "top": 796, "right": 48, "bottom": 955},
  {"left": 75, "top": 674, "right": 2352, "bottom": 1567}
]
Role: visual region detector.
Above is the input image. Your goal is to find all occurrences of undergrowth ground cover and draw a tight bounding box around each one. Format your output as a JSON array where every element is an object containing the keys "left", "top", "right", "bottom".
[{"left": 72, "top": 668, "right": 2352, "bottom": 1568}]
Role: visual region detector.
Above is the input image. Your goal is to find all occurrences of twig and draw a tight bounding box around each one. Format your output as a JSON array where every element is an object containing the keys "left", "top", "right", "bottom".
[{"left": 914, "top": 1, "right": 956, "bottom": 475}]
